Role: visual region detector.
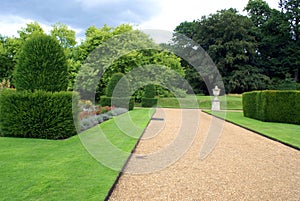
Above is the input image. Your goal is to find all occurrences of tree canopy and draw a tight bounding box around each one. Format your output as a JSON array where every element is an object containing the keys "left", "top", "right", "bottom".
[
  {"left": 1, "top": 0, "right": 299, "bottom": 95},
  {"left": 174, "top": 0, "right": 300, "bottom": 93}
]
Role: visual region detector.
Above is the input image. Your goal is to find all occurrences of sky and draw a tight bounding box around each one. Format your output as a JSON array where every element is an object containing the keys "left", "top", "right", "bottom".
[{"left": 0, "top": 0, "right": 280, "bottom": 39}]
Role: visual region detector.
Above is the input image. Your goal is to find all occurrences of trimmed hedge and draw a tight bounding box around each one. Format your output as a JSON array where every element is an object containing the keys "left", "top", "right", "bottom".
[
  {"left": 0, "top": 89, "right": 79, "bottom": 139},
  {"left": 141, "top": 98, "right": 158, "bottom": 108},
  {"left": 100, "top": 96, "right": 134, "bottom": 110},
  {"left": 243, "top": 90, "right": 300, "bottom": 124}
]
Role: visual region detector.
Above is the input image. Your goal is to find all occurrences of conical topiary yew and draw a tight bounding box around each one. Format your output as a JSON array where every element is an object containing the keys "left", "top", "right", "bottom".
[{"left": 14, "top": 34, "right": 68, "bottom": 92}]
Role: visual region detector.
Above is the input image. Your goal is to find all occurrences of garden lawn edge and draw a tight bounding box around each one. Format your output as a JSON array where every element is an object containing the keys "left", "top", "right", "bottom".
[
  {"left": 202, "top": 110, "right": 300, "bottom": 151},
  {"left": 104, "top": 108, "right": 156, "bottom": 201}
]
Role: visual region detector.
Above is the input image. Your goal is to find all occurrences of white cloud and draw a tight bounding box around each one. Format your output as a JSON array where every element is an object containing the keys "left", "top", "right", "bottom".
[
  {"left": 0, "top": 15, "right": 55, "bottom": 37},
  {"left": 139, "top": 0, "right": 280, "bottom": 31},
  {"left": 0, "top": 14, "right": 84, "bottom": 43},
  {"left": 0, "top": 15, "right": 32, "bottom": 37},
  {"left": 0, "top": 0, "right": 281, "bottom": 39}
]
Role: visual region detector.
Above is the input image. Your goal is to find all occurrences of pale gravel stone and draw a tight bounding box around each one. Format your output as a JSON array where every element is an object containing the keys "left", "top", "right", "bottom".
[{"left": 109, "top": 108, "right": 300, "bottom": 201}]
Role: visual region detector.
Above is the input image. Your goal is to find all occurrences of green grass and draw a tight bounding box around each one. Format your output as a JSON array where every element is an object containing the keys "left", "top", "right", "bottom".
[
  {"left": 156, "top": 94, "right": 242, "bottom": 110},
  {"left": 204, "top": 110, "right": 300, "bottom": 149},
  {"left": 0, "top": 108, "right": 154, "bottom": 201}
]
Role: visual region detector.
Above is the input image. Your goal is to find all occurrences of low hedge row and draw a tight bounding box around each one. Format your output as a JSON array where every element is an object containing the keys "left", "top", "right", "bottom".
[
  {"left": 243, "top": 90, "right": 300, "bottom": 124},
  {"left": 0, "top": 89, "right": 79, "bottom": 139},
  {"left": 100, "top": 96, "right": 134, "bottom": 110}
]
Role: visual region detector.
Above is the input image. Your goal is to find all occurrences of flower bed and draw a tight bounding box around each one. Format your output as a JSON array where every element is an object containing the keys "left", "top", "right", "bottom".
[{"left": 78, "top": 100, "right": 128, "bottom": 132}]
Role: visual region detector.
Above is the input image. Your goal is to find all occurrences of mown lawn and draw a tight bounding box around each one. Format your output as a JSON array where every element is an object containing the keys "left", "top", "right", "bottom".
[
  {"left": 204, "top": 110, "right": 300, "bottom": 149},
  {"left": 156, "top": 94, "right": 242, "bottom": 110},
  {"left": 0, "top": 108, "right": 154, "bottom": 201}
]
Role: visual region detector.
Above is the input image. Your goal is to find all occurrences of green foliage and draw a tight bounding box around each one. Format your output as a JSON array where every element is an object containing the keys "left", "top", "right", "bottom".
[
  {"left": 244, "top": 0, "right": 272, "bottom": 27},
  {"left": 246, "top": 0, "right": 299, "bottom": 82},
  {"left": 100, "top": 96, "right": 111, "bottom": 107},
  {"left": 141, "top": 98, "right": 158, "bottom": 108},
  {"left": 242, "top": 91, "right": 262, "bottom": 119},
  {"left": 105, "top": 73, "right": 129, "bottom": 97},
  {"left": 268, "top": 79, "right": 300, "bottom": 90},
  {"left": 280, "top": 0, "right": 300, "bottom": 41},
  {"left": 226, "top": 66, "right": 270, "bottom": 93},
  {"left": 50, "top": 22, "right": 76, "bottom": 49},
  {"left": 17, "top": 21, "right": 45, "bottom": 40},
  {"left": 74, "top": 24, "right": 134, "bottom": 63},
  {"left": 156, "top": 86, "right": 187, "bottom": 98},
  {"left": 243, "top": 90, "right": 300, "bottom": 124},
  {"left": 100, "top": 96, "right": 134, "bottom": 110},
  {"left": 175, "top": 1, "right": 300, "bottom": 92},
  {"left": 142, "top": 84, "right": 157, "bottom": 107},
  {"left": 133, "top": 89, "right": 144, "bottom": 103},
  {"left": 14, "top": 34, "right": 68, "bottom": 92},
  {"left": 0, "top": 89, "right": 79, "bottom": 139},
  {"left": 74, "top": 26, "right": 185, "bottom": 100},
  {"left": 0, "top": 36, "right": 18, "bottom": 81},
  {"left": 144, "top": 84, "right": 156, "bottom": 98},
  {"left": 0, "top": 4, "right": 298, "bottom": 95},
  {"left": 175, "top": 9, "right": 260, "bottom": 93}
]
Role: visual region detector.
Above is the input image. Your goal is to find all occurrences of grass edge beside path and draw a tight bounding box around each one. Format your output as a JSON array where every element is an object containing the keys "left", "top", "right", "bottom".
[
  {"left": 0, "top": 108, "right": 155, "bottom": 201},
  {"left": 203, "top": 110, "right": 300, "bottom": 150}
]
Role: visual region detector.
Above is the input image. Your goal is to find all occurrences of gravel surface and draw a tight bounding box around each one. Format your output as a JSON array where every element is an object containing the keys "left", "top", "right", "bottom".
[{"left": 109, "top": 108, "right": 300, "bottom": 201}]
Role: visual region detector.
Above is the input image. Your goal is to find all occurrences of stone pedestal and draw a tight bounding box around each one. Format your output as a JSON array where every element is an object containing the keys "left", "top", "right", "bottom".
[
  {"left": 211, "top": 86, "right": 221, "bottom": 111},
  {"left": 212, "top": 98, "right": 220, "bottom": 111}
]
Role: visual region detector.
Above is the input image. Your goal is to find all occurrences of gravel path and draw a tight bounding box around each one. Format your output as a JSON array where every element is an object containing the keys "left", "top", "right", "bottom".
[{"left": 109, "top": 108, "right": 300, "bottom": 201}]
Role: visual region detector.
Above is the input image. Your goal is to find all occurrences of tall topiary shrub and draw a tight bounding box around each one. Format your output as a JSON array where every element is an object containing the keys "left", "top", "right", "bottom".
[
  {"left": 142, "top": 84, "right": 158, "bottom": 107},
  {"left": 144, "top": 84, "right": 156, "bottom": 98},
  {"left": 14, "top": 34, "right": 68, "bottom": 92},
  {"left": 105, "top": 72, "right": 129, "bottom": 97},
  {"left": 101, "top": 72, "right": 134, "bottom": 110}
]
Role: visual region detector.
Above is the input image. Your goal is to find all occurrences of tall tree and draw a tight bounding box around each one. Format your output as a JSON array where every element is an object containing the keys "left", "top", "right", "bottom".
[
  {"left": 74, "top": 25, "right": 185, "bottom": 99},
  {"left": 280, "top": 0, "right": 300, "bottom": 41},
  {"left": 50, "top": 22, "right": 76, "bottom": 49},
  {"left": 50, "top": 23, "right": 78, "bottom": 90},
  {"left": 279, "top": 0, "right": 300, "bottom": 82},
  {"left": 245, "top": 0, "right": 272, "bottom": 27},
  {"left": 17, "top": 21, "right": 44, "bottom": 40},
  {"left": 174, "top": 21, "right": 206, "bottom": 94},
  {"left": 175, "top": 9, "right": 269, "bottom": 93},
  {"left": 246, "top": 0, "right": 298, "bottom": 83},
  {"left": 0, "top": 36, "right": 14, "bottom": 81},
  {"left": 0, "top": 36, "right": 22, "bottom": 83}
]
